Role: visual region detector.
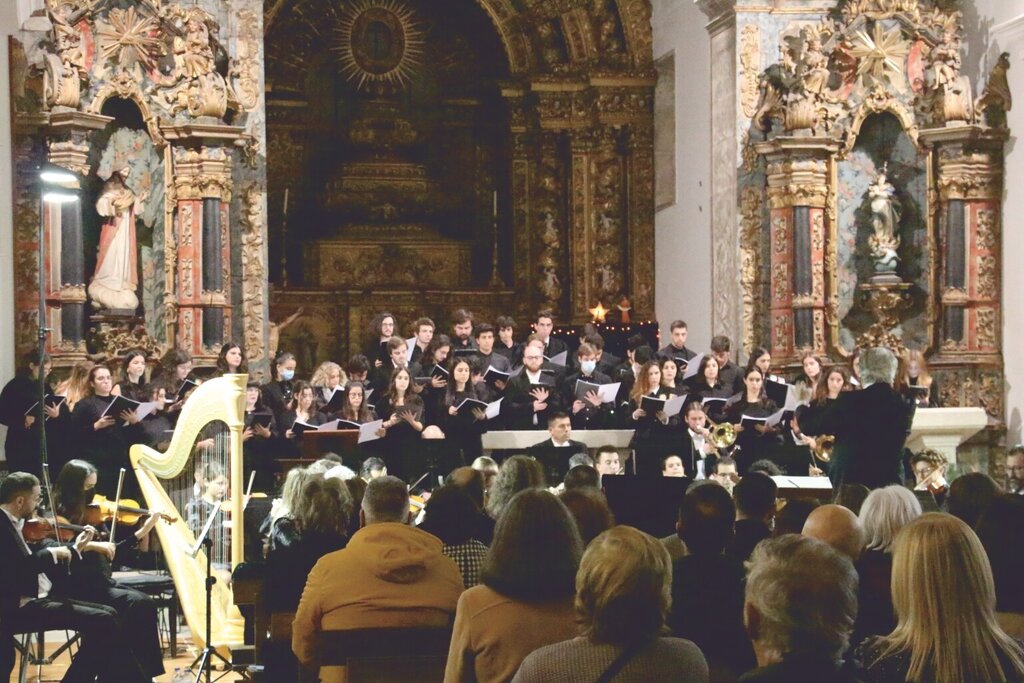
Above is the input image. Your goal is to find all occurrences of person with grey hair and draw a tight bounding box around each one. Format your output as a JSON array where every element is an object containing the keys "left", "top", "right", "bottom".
[
  {"left": 854, "top": 486, "right": 922, "bottom": 644},
  {"left": 796, "top": 347, "right": 914, "bottom": 490},
  {"left": 739, "top": 535, "right": 861, "bottom": 682},
  {"left": 292, "top": 476, "right": 464, "bottom": 682}
]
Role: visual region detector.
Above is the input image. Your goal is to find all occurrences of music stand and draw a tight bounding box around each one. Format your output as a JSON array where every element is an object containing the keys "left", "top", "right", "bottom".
[{"left": 187, "top": 501, "right": 230, "bottom": 682}]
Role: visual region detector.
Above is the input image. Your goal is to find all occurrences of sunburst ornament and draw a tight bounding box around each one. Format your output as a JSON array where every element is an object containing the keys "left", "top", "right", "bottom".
[
  {"left": 96, "top": 6, "right": 160, "bottom": 71},
  {"left": 849, "top": 23, "right": 911, "bottom": 87},
  {"left": 333, "top": 0, "right": 424, "bottom": 90}
]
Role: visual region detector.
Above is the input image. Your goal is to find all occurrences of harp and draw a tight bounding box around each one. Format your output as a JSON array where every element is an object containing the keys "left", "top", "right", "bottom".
[{"left": 129, "top": 374, "right": 247, "bottom": 654}]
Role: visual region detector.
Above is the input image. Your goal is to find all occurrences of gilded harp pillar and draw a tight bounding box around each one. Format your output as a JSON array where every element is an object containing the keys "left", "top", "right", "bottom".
[
  {"left": 171, "top": 145, "right": 234, "bottom": 365},
  {"left": 756, "top": 138, "right": 838, "bottom": 364},
  {"left": 918, "top": 126, "right": 1006, "bottom": 358}
]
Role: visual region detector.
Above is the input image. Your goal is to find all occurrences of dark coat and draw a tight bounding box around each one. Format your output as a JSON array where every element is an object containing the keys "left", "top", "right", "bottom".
[{"left": 526, "top": 437, "right": 588, "bottom": 486}]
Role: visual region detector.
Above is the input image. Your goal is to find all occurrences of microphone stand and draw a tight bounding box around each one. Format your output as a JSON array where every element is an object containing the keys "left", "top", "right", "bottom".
[{"left": 191, "top": 535, "right": 231, "bottom": 683}]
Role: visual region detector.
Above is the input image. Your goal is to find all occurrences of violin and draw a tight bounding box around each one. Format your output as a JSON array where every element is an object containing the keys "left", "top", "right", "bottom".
[
  {"left": 84, "top": 494, "right": 178, "bottom": 527},
  {"left": 23, "top": 516, "right": 106, "bottom": 543}
]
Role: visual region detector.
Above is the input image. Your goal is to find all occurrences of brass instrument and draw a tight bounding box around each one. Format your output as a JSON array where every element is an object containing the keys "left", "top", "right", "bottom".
[
  {"left": 705, "top": 419, "right": 737, "bottom": 450},
  {"left": 812, "top": 434, "right": 835, "bottom": 462}
]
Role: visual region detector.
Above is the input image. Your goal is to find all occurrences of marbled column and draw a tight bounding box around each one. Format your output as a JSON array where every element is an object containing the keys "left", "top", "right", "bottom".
[
  {"left": 920, "top": 126, "right": 1006, "bottom": 358},
  {"left": 756, "top": 138, "right": 838, "bottom": 363},
  {"left": 58, "top": 200, "right": 86, "bottom": 349}
]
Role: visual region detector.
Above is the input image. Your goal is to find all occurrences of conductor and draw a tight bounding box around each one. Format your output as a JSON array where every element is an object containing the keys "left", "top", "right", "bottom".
[{"left": 796, "top": 347, "right": 914, "bottom": 490}]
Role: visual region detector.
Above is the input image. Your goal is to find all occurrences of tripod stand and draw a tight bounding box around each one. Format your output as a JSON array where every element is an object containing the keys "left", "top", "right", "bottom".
[{"left": 190, "top": 536, "right": 231, "bottom": 683}]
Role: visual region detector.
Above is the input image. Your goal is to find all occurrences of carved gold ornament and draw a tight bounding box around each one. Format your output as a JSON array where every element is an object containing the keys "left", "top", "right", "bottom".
[
  {"left": 333, "top": 0, "right": 424, "bottom": 90},
  {"left": 848, "top": 23, "right": 910, "bottom": 90},
  {"left": 96, "top": 6, "right": 161, "bottom": 71}
]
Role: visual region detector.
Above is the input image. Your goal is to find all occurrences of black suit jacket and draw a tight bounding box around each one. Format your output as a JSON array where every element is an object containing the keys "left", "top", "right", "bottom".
[
  {"left": 562, "top": 370, "right": 613, "bottom": 430},
  {"left": 541, "top": 337, "right": 568, "bottom": 361},
  {"left": 0, "top": 513, "right": 58, "bottom": 618},
  {"left": 500, "top": 372, "right": 563, "bottom": 430},
  {"left": 527, "top": 438, "right": 588, "bottom": 485},
  {"left": 800, "top": 382, "right": 914, "bottom": 490}
]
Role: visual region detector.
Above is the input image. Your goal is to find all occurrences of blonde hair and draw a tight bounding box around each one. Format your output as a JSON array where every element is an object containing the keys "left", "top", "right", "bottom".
[
  {"left": 859, "top": 485, "right": 921, "bottom": 553},
  {"left": 310, "top": 361, "right": 346, "bottom": 389},
  {"left": 57, "top": 360, "right": 96, "bottom": 411},
  {"left": 901, "top": 349, "right": 933, "bottom": 389},
  {"left": 877, "top": 513, "right": 1024, "bottom": 683},
  {"left": 575, "top": 526, "right": 672, "bottom": 645}
]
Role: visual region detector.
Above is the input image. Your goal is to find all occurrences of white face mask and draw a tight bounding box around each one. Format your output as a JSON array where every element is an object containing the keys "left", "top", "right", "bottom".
[
  {"left": 281, "top": 369, "right": 295, "bottom": 381},
  {"left": 580, "top": 360, "right": 597, "bottom": 374}
]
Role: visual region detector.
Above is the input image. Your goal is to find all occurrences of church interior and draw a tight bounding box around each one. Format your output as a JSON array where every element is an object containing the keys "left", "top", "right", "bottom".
[{"left": 2, "top": 0, "right": 1024, "bottom": 681}]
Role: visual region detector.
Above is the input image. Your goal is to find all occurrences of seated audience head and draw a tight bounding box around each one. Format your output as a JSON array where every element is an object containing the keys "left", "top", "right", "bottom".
[
  {"left": 293, "top": 474, "right": 353, "bottom": 538},
  {"left": 910, "top": 448, "right": 948, "bottom": 488},
  {"left": 881, "top": 513, "right": 1024, "bottom": 683},
  {"left": 568, "top": 452, "right": 594, "bottom": 470},
  {"left": 359, "top": 457, "right": 387, "bottom": 481},
  {"left": 563, "top": 465, "right": 600, "bottom": 491},
  {"left": 1006, "top": 444, "right": 1024, "bottom": 494},
  {"left": 547, "top": 411, "right": 572, "bottom": 444},
  {"left": 576, "top": 526, "right": 673, "bottom": 646},
  {"left": 748, "top": 459, "right": 783, "bottom": 477},
  {"left": 360, "top": 475, "right": 413, "bottom": 526},
  {"left": 593, "top": 446, "right": 622, "bottom": 477},
  {"left": 676, "top": 480, "right": 736, "bottom": 555},
  {"left": 324, "top": 465, "right": 356, "bottom": 481},
  {"left": 558, "top": 488, "right": 614, "bottom": 546},
  {"left": 278, "top": 466, "right": 315, "bottom": 518},
  {"left": 485, "top": 455, "right": 546, "bottom": 519},
  {"left": 773, "top": 498, "right": 820, "bottom": 537},
  {"left": 418, "top": 485, "right": 478, "bottom": 546},
  {"left": 832, "top": 483, "right": 871, "bottom": 515},
  {"left": 947, "top": 471, "right": 1001, "bottom": 528},
  {"left": 859, "top": 485, "right": 922, "bottom": 553},
  {"left": 858, "top": 347, "right": 897, "bottom": 387},
  {"left": 734, "top": 472, "right": 778, "bottom": 523},
  {"left": 802, "top": 504, "right": 864, "bottom": 560},
  {"left": 481, "top": 489, "right": 583, "bottom": 602},
  {"left": 744, "top": 535, "right": 858, "bottom": 665},
  {"left": 471, "top": 455, "right": 500, "bottom": 497},
  {"left": 446, "top": 466, "right": 486, "bottom": 510},
  {"left": 976, "top": 494, "right": 1024, "bottom": 615},
  {"left": 662, "top": 454, "right": 686, "bottom": 478}
]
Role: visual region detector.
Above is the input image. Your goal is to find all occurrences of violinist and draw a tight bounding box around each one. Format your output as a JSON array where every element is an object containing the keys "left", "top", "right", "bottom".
[
  {"left": 46, "top": 460, "right": 167, "bottom": 680},
  {"left": 909, "top": 449, "right": 949, "bottom": 506},
  {"left": 1, "top": 471, "right": 151, "bottom": 683}
]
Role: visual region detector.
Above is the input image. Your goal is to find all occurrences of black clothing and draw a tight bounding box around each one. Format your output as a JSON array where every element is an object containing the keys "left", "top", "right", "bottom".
[
  {"left": 438, "top": 384, "right": 490, "bottom": 469},
  {"left": 853, "top": 636, "right": 1024, "bottom": 683},
  {"left": 668, "top": 552, "right": 756, "bottom": 682},
  {"left": 799, "top": 382, "right": 915, "bottom": 490},
  {"left": 70, "top": 395, "right": 137, "bottom": 498},
  {"left": 492, "top": 340, "right": 523, "bottom": 368},
  {"left": 727, "top": 518, "right": 771, "bottom": 564},
  {"left": 279, "top": 409, "right": 327, "bottom": 458},
  {"left": 562, "top": 370, "right": 614, "bottom": 430},
  {"left": 527, "top": 438, "right": 589, "bottom": 486},
  {"left": 658, "top": 344, "right": 698, "bottom": 363},
  {"left": 718, "top": 360, "right": 744, "bottom": 395},
  {"left": 261, "top": 379, "right": 295, "bottom": 420},
  {"left": 244, "top": 409, "right": 281, "bottom": 492},
  {"left": 627, "top": 392, "right": 682, "bottom": 477},
  {"left": 725, "top": 398, "right": 781, "bottom": 475},
  {"left": 264, "top": 518, "right": 347, "bottom": 612},
  {"left": 853, "top": 550, "right": 895, "bottom": 646},
  {"left": 501, "top": 371, "right": 563, "bottom": 430},
  {"left": 0, "top": 374, "right": 54, "bottom": 476},
  {"left": 902, "top": 376, "right": 941, "bottom": 408},
  {"left": 540, "top": 337, "right": 567, "bottom": 361},
  {"left": 377, "top": 394, "right": 425, "bottom": 481},
  {"left": 740, "top": 652, "right": 865, "bottom": 683}
]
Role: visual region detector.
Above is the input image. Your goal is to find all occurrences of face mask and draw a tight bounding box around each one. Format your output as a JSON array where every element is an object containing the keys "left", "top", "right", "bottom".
[
  {"left": 581, "top": 360, "right": 597, "bottom": 374},
  {"left": 281, "top": 369, "right": 295, "bottom": 381}
]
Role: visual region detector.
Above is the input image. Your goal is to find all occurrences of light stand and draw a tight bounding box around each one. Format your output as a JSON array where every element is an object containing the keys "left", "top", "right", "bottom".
[{"left": 36, "top": 164, "right": 80, "bottom": 484}]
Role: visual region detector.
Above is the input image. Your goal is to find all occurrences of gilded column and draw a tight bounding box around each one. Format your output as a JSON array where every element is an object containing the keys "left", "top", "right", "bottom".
[
  {"left": 919, "top": 126, "right": 1006, "bottom": 360},
  {"left": 756, "top": 138, "right": 838, "bottom": 364},
  {"left": 568, "top": 129, "right": 598, "bottom": 323},
  {"left": 625, "top": 122, "right": 655, "bottom": 320}
]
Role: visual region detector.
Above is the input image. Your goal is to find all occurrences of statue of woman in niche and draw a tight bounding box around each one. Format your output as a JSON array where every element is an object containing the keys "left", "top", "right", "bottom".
[
  {"left": 867, "top": 164, "right": 902, "bottom": 275},
  {"left": 89, "top": 167, "right": 146, "bottom": 311}
]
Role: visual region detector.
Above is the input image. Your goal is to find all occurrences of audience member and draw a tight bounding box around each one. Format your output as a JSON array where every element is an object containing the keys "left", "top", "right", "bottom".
[
  {"left": 485, "top": 455, "right": 546, "bottom": 520},
  {"left": 976, "top": 494, "right": 1024, "bottom": 638},
  {"left": 445, "top": 490, "right": 582, "bottom": 683},
  {"left": 854, "top": 486, "right": 921, "bottom": 644},
  {"left": 558, "top": 488, "right": 615, "bottom": 546},
  {"left": 292, "top": 476, "right": 464, "bottom": 682},
  {"left": 446, "top": 466, "right": 496, "bottom": 544},
  {"left": 802, "top": 504, "right": 864, "bottom": 561},
  {"left": 514, "top": 526, "right": 709, "bottom": 683},
  {"left": 471, "top": 455, "right": 500, "bottom": 505},
  {"left": 740, "top": 535, "right": 860, "bottom": 682},
  {"left": 668, "top": 481, "right": 756, "bottom": 681},
  {"left": 419, "top": 485, "right": 489, "bottom": 589},
  {"left": 727, "top": 472, "right": 777, "bottom": 563},
  {"left": 854, "top": 513, "right": 1024, "bottom": 683},
  {"left": 748, "top": 459, "right": 783, "bottom": 477},
  {"left": 1007, "top": 445, "right": 1024, "bottom": 495},
  {"left": 563, "top": 465, "right": 600, "bottom": 491},
  {"left": 772, "top": 498, "right": 820, "bottom": 537},
  {"left": 947, "top": 471, "right": 1001, "bottom": 528}
]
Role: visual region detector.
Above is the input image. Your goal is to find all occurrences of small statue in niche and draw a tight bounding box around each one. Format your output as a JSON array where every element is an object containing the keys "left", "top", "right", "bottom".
[
  {"left": 89, "top": 167, "right": 146, "bottom": 312},
  {"left": 866, "top": 165, "right": 902, "bottom": 278}
]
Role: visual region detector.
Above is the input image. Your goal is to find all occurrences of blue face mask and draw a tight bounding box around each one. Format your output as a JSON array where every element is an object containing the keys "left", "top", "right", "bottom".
[
  {"left": 281, "top": 369, "right": 295, "bottom": 382},
  {"left": 581, "top": 360, "right": 597, "bottom": 374}
]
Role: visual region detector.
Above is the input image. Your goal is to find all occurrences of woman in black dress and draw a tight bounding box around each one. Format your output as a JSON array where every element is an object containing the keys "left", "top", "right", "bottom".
[
  {"left": 262, "top": 351, "right": 297, "bottom": 420},
  {"left": 723, "top": 366, "right": 780, "bottom": 475},
  {"left": 71, "top": 365, "right": 140, "bottom": 497},
  {"left": 439, "top": 358, "right": 489, "bottom": 471},
  {"left": 377, "top": 367, "right": 425, "bottom": 482},
  {"left": 626, "top": 360, "right": 678, "bottom": 477},
  {"left": 243, "top": 381, "right": 278, "bottom": 491},
  {"left": 0, "top": 350, "right": 60, "bottom": 477},
  {"left": 686, "top": 354, "right": 734, "bottom": 422},
  {"left": 114, "top": 349, "right": 148, "bottom": 397},
  {"left": 279, "top": 381, "right": 325, "bottom": 458}
]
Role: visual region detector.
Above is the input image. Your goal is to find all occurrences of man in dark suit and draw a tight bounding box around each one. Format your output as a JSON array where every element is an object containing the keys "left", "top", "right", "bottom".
[
  {"left": 0, "top": 472, "right": 147, "bottom": 683},
  {"left": 526, "top": 412, "right": 588, "bottom": 485},
  {"left": 726, "top": 473, "right": 777, "bottom": 564},
  {"left": 533, "top": 309, "right": 567, "bottom": 361},
  {"left": 500, "top": 340, "right": 563, "bottom": 430},
  {"left": 797, "top": 347, "right": 914, "bottom": 490}
]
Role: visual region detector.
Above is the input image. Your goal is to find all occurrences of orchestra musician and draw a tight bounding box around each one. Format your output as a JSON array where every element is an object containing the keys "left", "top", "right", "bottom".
[
  {"left": 47, "top": 460, "right": 167, "bottom": 680},
  {"left": 682, "top": 401, "right": 718, "bottom": 480}
]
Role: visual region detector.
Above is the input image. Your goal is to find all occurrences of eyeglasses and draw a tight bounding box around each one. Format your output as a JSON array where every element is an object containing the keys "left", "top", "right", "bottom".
[{"left": 1007, "top": 466, "right": 1024, "bottom": 475}]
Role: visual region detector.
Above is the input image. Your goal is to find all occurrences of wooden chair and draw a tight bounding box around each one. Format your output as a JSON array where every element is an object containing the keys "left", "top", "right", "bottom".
[{"left": 315, "top": 627, "right": 453, "bottom": 683}]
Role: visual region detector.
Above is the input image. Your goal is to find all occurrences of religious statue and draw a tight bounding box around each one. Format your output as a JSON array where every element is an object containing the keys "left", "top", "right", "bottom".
[
  {"left": 866, "top": 165, "right": 902, "bottom": 280},
  {"left": 89, "top": 167, "right": 146, "bottom": 311}
]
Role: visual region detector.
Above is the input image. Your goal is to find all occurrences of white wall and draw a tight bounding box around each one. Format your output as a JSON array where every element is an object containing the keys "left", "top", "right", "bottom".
[
  {"left": 964, "top": 0, "right": 1024, "bottom": 442},
  {"left": 651, "top": 0, "right": 713, "bottom": 352}
]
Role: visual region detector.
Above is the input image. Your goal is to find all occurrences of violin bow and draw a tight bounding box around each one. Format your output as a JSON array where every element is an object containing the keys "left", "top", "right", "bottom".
[
  {"left": 40, "top": 462, "right": 68, "bottom": 569},
  {"left": 109, "top": 468, "right": 126, "bottom": 544},
  {"left": 243, "top": 470, "right": 256, "bottom": 510}
]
